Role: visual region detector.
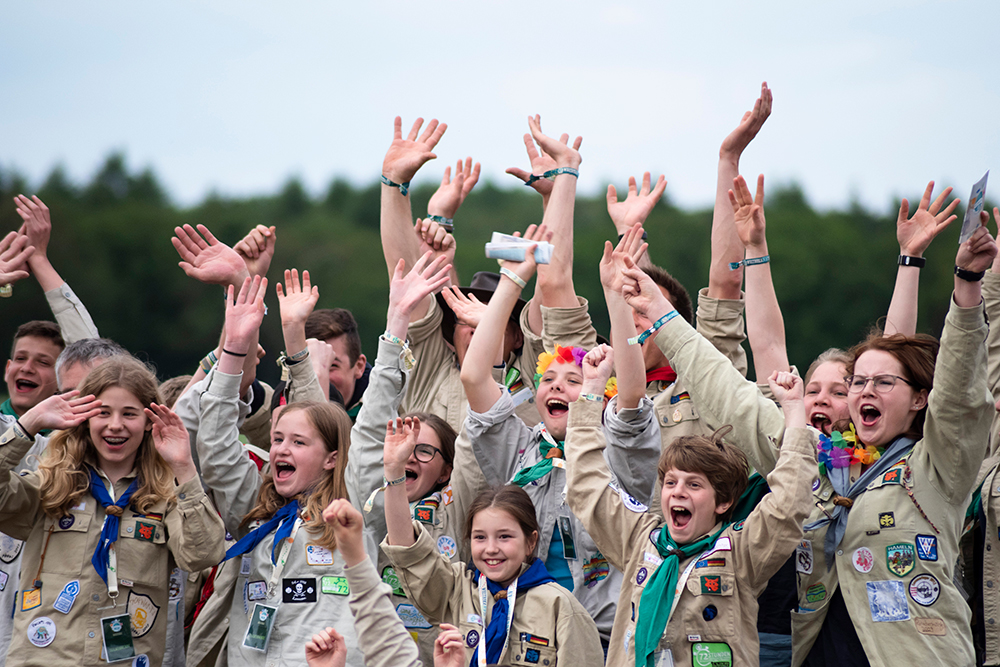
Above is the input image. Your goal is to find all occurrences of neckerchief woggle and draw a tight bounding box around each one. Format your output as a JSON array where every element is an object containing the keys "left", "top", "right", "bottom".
[
  {"left": 633, "top": 469, "right": 771, "bottom": 667},
  {"left": 803, "top": 434, "right": 916, "bottom": 567},
  {"left": 224, "top": 499, "right": 300, "bottom": 564},
  {"left": 471, "top": 559, "right": 556, "bottom": 666},
  {"left": 510, "top": 425, "right": 564, "bottom": 487},
  {"left": 89, "top": 468, "right": 139, "bottom": 584}
]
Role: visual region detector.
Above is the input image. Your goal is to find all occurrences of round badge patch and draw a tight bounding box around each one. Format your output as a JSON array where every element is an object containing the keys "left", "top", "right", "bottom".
[
  {"left": 702, "top": 604, "right": 718, "bottom": 621},
  {"left": 636, "top": 567, "right": 648, "bottom": 585},
  {"left": 132, "top": 656, "right": 150, "bottom": 667},
  {"left": 852, "top": 547, "right": 875, "bottom": 573},
  {"left": 466, "top": 629, "right": 480, "bottom": 648},
  {"left": 58, "top": 515, "right": 75, "bottom": 530},
  {"left": 811, "top": 478, "right": 821, "bottom": 492},
  {"left": 908, "top": 573, "right": 940, "bottom": 607},
  {"left": 27, "top": 616, "right": 56, "bottom": 647},
  {"left": 619, "top": 488, "right": 647, "bottom": 513},
  {"left": 437, "top": 535, "right": 457, "bottom": 559}
]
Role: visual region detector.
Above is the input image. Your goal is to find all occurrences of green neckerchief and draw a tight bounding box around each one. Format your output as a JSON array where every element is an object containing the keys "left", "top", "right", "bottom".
[
  {"left": 966, "top": 477, "right": 986, "bottom": 525},
  {"left": 634, "top": 523, "right": 726, "bottom": 667},
  {"left": 633, "top": 472, "right": 770, "bottom": 667},
  {"left": 511, "top": 427, "right": 563, "bottom": 487},
  {"left": 0, "top": 398, "right": 50, "bottom": 437},
  {"left": 346, "top": 402, "right": 362, "bottom": 422}
]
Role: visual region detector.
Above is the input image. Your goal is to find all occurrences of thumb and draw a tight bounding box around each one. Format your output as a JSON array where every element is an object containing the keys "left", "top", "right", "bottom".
[{"left": 506, "top": 167, "right": 529, "bottom": 182}]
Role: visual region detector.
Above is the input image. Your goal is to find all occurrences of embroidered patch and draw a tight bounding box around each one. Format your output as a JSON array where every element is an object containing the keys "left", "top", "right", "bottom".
[
  {"left": 320, "top": 576, "right": 349, "bottom": 596},
  {"left": 127, "top": 590, "right": 160, "bottom": 638},
  {"left": 0, "top": 569, "right": 7, "bottom": 591},
  {"left": 437, "top": 535, "right": 457, "bottom": 559},
  {"left": 878, "top": 512, "right": 896, "bottom": 529},
  {"left": 908, "top": 574, "right": 940, "bottom": 606},
  {"left": 305, "top": 544, "right": 333, "bottom": 566},
  {"left": 413, "top": 505, "right": 436, "bottom": 524},
  {"left": 282, "top": 578, "right": 316, "bottom": 603},
  {"left": 915, "top": 534, "right": 938, "bottom": 561},
  {"left": 732, "top": 520, "right": 744, "bottom": 532},
  {"left": 700, "top": 575, "right": 722, "bottom": 595},
  {"left": 636, "top": 567, "right": 648, "bottom": 585},
  {"left": 58, "top": 515, "right": 75, "bottom": 530},
  {"left": 381, "top": 566, "right": 406, "bottom": 597},
  {"left": 669, "top": 392, "right": 690, "bottom": 404},
  {"left": 702, "top": 604, "right": 718, "bottom": 621},
  {"left": 396, "top": 603, "right": 432, "bottom": 629},
  {"left": 466, "top": 629, "right": 480, "bottom": 648},
  {"left": 520, "top": 633, "right": 550, "bottom": 646},
  {"left": 866, "top": 580, "right": 910, "bottom": 622},
  {"left": 812, "top": 478, "right": 821, "bottom": 492},
  {"left": 53, "top": 580, "right": 80, "bottom": 614},
  {"left": 441, "top": 485, "right": 453, "bottom": 506},
  {"left": 886, "top": 543, "right": 915, "bottom": 577},
  {"left": 27, "top": 616, "right": 56, "bottom": 647},
  {"left": 914, "top": 617, "right": 947, "bottom": 636},
  {"left": 582, "top": 553, "right": 609, "bottom": 588},
  {"left": 853, "top": 547, "right": 875, "bottom": 573},
  {"left": 806, "top": 583, "right": 827, "bottom": 603},
  {"left": 135, "top": 521, "right": 156, "bottom": 542},
  {"left": 619, "top": 487, "right": 647, "bottom": 512},
  {"left": 0, "top": 535, "right": 23, "bottom": 563},
  {"left": 696, "top": 558, "right": 726, "bottom": 569},
  {"left": 247, "top": 580, "right": 267, "bottom": 601},
  {"left": 796, "top": 539, "right": 813, "bottom": 575},
  {"left": 881, "top": 469, "right": 902, "bottom": 485},
  {"left": 692, "top": 641, "right": 732, "bottom": 667},
  {"left": 644, "top": 551, "right": 663, "bottom": 567},
  {"left": 132, "top": 656, "right": 150, "bottom": 667}
]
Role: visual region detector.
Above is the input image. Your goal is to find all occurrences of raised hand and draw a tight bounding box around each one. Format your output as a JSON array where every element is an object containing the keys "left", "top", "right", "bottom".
[
  {"left": 600, "top": 223, "right": 648, "bottom": 293},
  {"left": 500, "top": 223, "right": 549, "bottom": 285},
  {"left": 234, "top": 225, "right": 277, "bottom": 278},
  {"left": 433, "top": 624, "right": 466, "bottom": 667},
  {"left": 581, "top": 344, "right": 614, "bottom": 395},
  {"left": 224, "top": 275, "right": 268, "bottom": 353},
  {"left": 384, "top": 416, "right": 419, "bottom": 480},
  {"left": 172, "top": 224, "right": 248, "bottom": 286},
  {"left": 304, "top": 626, "right": 347, "bottom": 667},
  {"left": 767, "top": 370, "right": 803, "bottom": 404},
  {"left": 729, "top": 174, "right": 767, "bottom": 250},
  {"left": 720, "top": 82, "right": 772, "bottom": 160},
  {"left": 606, "top": 173, "right": 667, "bottom": 236},
  {"left": 13, "top": 194, "right": 51, "bottom": 259},
  {"left": 414, "top": 217, "right": 457, "bottom": 268},
  {"left": 276, "top": 269, "right": 319, "bottom": 328},
  {"left": 146, "top": 402, "right": 197, "bottom": 483},
  {"left": 382, "top": 116, "right": 448, "bottom": 185},
  {"left": 527, "top": 114, "right": 582, "bottom": 170},
  {"left": 957, "top": 210, "right": 999, "bottom": 274},
  {"left": 18, "top": 390, "right": 102, "bottom": 436},
  {"left": 896, "top": 181, "right": 960, "bottom": 257},
  {"left": 506, "top": 117, "right": 561, "bottom": 197},
  {"left": 427, "top": 158, "right": 481, "bottom": 219},
  {"left": 388, "top": 251, "right": 452, "bottom": 324},
  {"left": 0, "top": 231, "right": 34, "bottom": 285},
  {"left": 441, "top": 286, "right": 488, "bottom": 329},
  {"left": 321, "top": 498, "right": 366, "bottom": 567},
  {"left": 621, "top": 255, "right": 673, "bottom": 322}
]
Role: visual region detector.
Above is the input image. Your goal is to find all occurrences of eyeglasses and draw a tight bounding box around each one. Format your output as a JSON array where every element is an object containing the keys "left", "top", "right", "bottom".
[
  {"left": 844, "top": 374, "right": 915, "bottom": 394},
  {"left": 413, "top": 443, "right": 443, "bottom": 463}
]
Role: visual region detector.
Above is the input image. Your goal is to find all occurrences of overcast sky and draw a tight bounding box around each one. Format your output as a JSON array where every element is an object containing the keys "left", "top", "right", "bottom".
[{"left": 2, "top": 0, "right": 997, "bottom": 213}]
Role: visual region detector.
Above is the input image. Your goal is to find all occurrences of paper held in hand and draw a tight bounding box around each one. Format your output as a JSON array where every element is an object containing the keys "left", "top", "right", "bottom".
[
  {"left": 960, "top": 170, "right": 989, "bottom": 244},
  {"left": 485, "top": 232, "right": 553, "bottom": 264}
]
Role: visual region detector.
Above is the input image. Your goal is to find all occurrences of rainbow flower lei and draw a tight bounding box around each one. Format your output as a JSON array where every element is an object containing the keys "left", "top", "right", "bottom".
[
  {"left": 533, "top": 345, "right": 587, "bottom": 386},
  {"left": 816, "top": 424, "right": 883, "bottom": 476}
]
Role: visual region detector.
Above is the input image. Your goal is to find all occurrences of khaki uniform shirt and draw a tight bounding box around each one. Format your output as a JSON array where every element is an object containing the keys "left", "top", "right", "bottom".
[
  {"left": 381, "top": 521, "right": 604, "bottom": 667},
  {"left": 564, "top": 399, "right": 816, "bottom": 667},
  {"left": 344, "top": 557, "right": 420, "bottom": 667},
  {"left": 0, "top": 425, "right": 226, "bottom": 667}
]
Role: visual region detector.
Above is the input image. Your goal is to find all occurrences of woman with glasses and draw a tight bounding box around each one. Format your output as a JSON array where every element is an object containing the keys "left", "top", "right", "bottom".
[{"left": 616, "top": 200, "right": 997, "bottom": 666}]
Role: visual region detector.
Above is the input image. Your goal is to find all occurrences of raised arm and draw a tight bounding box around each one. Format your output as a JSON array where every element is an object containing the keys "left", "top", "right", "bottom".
[
  {"left": 885, "top": 181, "right": 960, "bottom": 335},
  {"left": 505, "top": 119, "right": 563, "bottom": 210},
  {"left": 380, "top": 116, "right": 447, "bottom": 319},
  {"left": 383, "top": 417, "right": 421, "bottom": 547},
  {"left": 424, "top": 157, "right": 479, "bottom": 287},
  {"left": 709, "top": 82, "right": 772, "bottom": 300},
  {"left": 459, "top": 227, "right": 544, "bottom": 413},
  {"left": 606, "top": 172, "right": 666, "bottom": 270},
  {"left": 599, "top": 223, "right": 648, "bottom": 410},
  {"left": 954, "top": 210, "right": 996, "bottom": 308},
  {"left": 730, "top": 174, "right": 789, "bottom": 380}
]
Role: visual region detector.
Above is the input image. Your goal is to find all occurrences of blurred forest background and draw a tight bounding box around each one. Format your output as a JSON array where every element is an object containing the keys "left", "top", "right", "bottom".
[{"left": 0, "top": 154, "right": 991, "bottom": 392}]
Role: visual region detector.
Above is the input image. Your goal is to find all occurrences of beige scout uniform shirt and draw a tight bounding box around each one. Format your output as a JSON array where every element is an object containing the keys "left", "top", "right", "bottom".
[
  {"left": 654, "top": 297, "right": 992, "bottom": 665},
  {"left": 402, "top": 294, "right": 598, "bottom": 434},
  {"left": 347, "top": 336, "right": 486, "bottom": 665},
  {"left": 345, "top": 556, "right": 420, "bottom": 667},
  {"left": 381, "top": 521, "right": 604, "bottom": 667},
  {"left": 0, "top": 425, "right": 226, "bottom": 667},
  {"left": 564, "top": 399, "right": 816, "bottom": 667}
]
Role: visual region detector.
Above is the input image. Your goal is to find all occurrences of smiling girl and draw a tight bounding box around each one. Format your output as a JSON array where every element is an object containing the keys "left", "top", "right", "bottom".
[
  {"left": 380, "top": 416, "right": 602, "bottom": 667},
  {"left": 0, "top": 355, "right": 226, "bottom": 666},
  {"left": 196, "top": 276, "right": 371, "bottom": 666}
]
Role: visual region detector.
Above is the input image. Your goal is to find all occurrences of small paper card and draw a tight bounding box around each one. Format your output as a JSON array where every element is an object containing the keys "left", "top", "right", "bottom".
[
  {"left": 101, "top": 613, "right": 136, "bottom": 662},
  {"left": 242, "top": 603, "right": 277, "bottom": 652},
  {"left": 960, "top": 171, "right": 989, "bottom": 243}
]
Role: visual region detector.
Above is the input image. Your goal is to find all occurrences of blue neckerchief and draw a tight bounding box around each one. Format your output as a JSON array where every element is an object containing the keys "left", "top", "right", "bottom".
[
  {"left": 804, "top": 435, "right": 916, "bottom": 567},
  {"left": 89, "top": 468, "right": 140, "bottom": 584},
  {"left": 224, "top": 500, "right": 300, "bottom": 565},
  {"left": 471, "top": 559, "right": 556, "bottom": 666}
]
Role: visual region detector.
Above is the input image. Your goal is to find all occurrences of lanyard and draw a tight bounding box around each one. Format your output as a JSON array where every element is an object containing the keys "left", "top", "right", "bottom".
[
  {"left": 266, "top": 517, "right": 302, "bottom": 598},
  {"left": 669, "top": 549, "right": 708, "bottom": 619},
  {"left": 96, "top": 475, "right": 120, "bottom": 606},
  {"left": 477, "top": 574, "right": 518, "bottom": 667}
]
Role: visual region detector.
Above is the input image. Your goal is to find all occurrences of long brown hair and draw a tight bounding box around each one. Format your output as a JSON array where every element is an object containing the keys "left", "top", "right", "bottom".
[
  {"left": 242, "top": 401, "right": 351, "bottom": 551},
  {"left": 37, "top": 356, "right": 174, "bottom": 518},
  {"left": 463, "top": 485, "right": 540, "bottom": 561}
]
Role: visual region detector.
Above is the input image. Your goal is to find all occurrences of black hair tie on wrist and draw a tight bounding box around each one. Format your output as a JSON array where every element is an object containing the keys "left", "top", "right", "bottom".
[{"left": 222, "top": 349, "right": 248, "bottom": 357}]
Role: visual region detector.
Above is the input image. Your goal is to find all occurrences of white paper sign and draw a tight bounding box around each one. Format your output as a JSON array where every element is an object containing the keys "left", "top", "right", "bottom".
[{"left": 960, "top": 171, "right": 989, "bottom": 243}]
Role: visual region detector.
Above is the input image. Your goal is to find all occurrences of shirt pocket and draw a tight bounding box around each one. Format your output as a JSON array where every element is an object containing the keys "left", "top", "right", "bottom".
[
  {"left": 859, "top": 469, "right": 912, "bottom": 536},
  {"left": 116, "top": 516, "right": 169, "bottom": 586},
  {"left": 41, "top": 512, "right": 93, "bottom": 575},
  {"left": 677, "top": 572, "right": 737, "bottom": 638},
  {"left": 657, "top": 399, "right": 699, "bottom": 429},
  {"left": 510, "top": 638, "right": 557, "bottom": 666}
]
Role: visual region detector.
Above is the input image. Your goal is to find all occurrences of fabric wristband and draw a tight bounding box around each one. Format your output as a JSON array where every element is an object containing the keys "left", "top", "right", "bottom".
[
  {"left": 363, "top": 473, "right": 407, "bottom": 513},
  {"left": 499, "top": 267, "right": 527, "bottom": 289},
  {"left": 729, "top": 255, "right": 770, "bottom": 270},
  {"left": 425, "top": 214, "right": 454, "bottom": 231},
  {"left": 618, "top": 230, "right": 649, "bottom": 241},
  {"left": 381, "top": 174, "right": 410, "bottom": 196},
  {"left": 578, "top": 393, "right": 603, "bottom": 403},
  {"left": 524, "top": 167, "right": 580, "bottom": 187},
  {"left": 628, "top": 310, "right": 679, "bottom": 346},
  {"left": 898, "top": 255, "right": 926, "bottom": 268},
  {"left": 381, "top": 332, "right": 416, "bottom": 370},
  {"left": 955, "top": 265, "right": 986, "bottom": 282},
  {"left": 284, "top": 348, "right": 310, "bottom": 367}
]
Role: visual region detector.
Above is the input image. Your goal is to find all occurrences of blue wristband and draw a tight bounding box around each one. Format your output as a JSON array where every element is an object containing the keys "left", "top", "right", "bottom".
[
  {"left": 728, "top": 254, "right": 770, "bottom": 270},
  {"left": 524, "top": 167, "right": 580, "bottom": 187},
  {"left": 628, "top": 310, "right": 678, "bottom": 346},
  {"left": 381, "top": 174, "right": 410, "bottom": 196}
]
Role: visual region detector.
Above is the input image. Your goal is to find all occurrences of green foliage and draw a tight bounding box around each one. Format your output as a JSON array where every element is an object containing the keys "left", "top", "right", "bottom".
[{"left": 0, "top": 154, "right": 987, "bottom": 387}]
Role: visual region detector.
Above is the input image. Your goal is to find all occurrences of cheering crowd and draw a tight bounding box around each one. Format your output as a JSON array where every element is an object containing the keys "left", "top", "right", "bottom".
[{"left": 1, "top": 83, "right": 999, "bottom": 667}]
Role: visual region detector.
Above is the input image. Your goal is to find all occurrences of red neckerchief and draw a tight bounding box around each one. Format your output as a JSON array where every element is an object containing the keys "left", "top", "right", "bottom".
[{"left": 646, "top": 365, "right": 677, "bottom": 385}]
